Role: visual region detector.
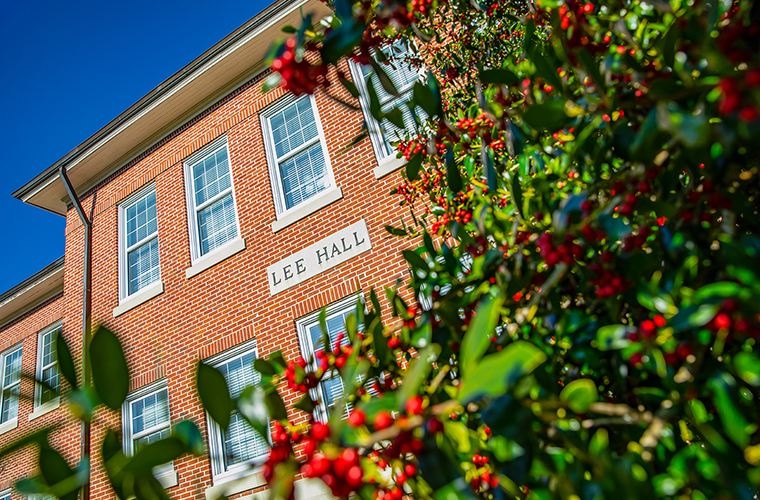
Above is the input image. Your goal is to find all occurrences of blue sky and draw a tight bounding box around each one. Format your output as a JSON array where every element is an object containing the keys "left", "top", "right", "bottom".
[{"left": 0, "top": 0, "right": 272, "bottom": 293}]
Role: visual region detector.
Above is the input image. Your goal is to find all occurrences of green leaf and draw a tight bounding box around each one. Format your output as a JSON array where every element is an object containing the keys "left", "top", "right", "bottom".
[
  {"left": 446, "top": 145, "right": 462, "bottom": 192},
  {"left": 370, "top": 58, "right": 400, "bottom": 97},
  {"left": 126, "top": 437, "right": 186, "bottom": 472},
  {"left": 443, "top": 421, "right": 472, "bottom": 453},
  {"left": 694, "top": 282, "right": 748, "bottom": 303},
  {"left": 577, "top": 49, "right": 605, "bottom": 93},
  {"left": 237, "top": 386, "right": 270, "bottom": 443},
  {"left": 405, "top": 154, "right": 422, "bottom": 181},
  {"left": 196, "top": 362, "right": 233, "bottom": 431},
  {"left": 55, "top": 331, "right": 77, "bottom": 389},
  {"left": 295, "top": 394, "right": 316, "bottom": 413},
  {"left": 39, "top": 446, "right": 75, "bottom": 495},
  {"left": 479, "top": 68, "right": 519, "bottom": 85},
  {"left": 413, "top": 81, "right": 437, "bottom": 117},
  {"left": 560, "top": 379, "right": 598, "bottom": 413},
  {"left": 460, "top": 293, "right": 504, "bottom": 379},
  {"left": 339, "top": 77, "right": 360, "bottom": 99},
  {"left": 281, "top": 25, "right": 297, "bottom": 33},
  {"left": 596, "top": 324, "right": 635, "bottom": 350},
  {"left": 708, "top": 373, "right": 751, "bottom": 448},
  {"left": 384, "top": 224, "right": 408, "bottom": 237},
  {"left": 253, "top": 359, "right": 277, "bottom": 376},
  {"left": 734, "top": 352, "right": 760, "bottom": 387},
  {"left": 172, "top": 420, "right": 205, "bottom": 456},
  {"left": 90, "top": 326, "right": 129, "bottom": 411},
  {"left": 459, "top": 341, "right": 546, "bottom": 403},
  {"left": 265, "top": 387, "right": 288, "bottom": 421},
  {"left": 268, "top": 351, "right": 288, "bottom": 372},
  {"left": 522, "top": 100, "right": 569, "bottom": 131},
  {"left": 404, "top": 250, "right": 430, "bottom": 277},
  {"left": 384, "top": 107, "right": 405, "bottom": 128},
  {"left": 396, "top": 345, "right": 440, "bottom": 412}
]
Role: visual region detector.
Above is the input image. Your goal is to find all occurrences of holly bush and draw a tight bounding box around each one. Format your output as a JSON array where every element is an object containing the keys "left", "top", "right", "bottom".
[
  {"left": 4, "top": 0, "right": 760, "bottom": 499},
  {"left": 256, "top": 0, "right": 760, "bottom": 499}
]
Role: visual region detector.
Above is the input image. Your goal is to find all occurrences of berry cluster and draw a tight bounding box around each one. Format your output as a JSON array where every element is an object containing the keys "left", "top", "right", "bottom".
[{"left": 271, "top": 38, "right": 329, "bottom": 96}]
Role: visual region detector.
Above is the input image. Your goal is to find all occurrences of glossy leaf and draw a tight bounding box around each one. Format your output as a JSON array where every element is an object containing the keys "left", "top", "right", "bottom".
[
  {"left": 90, "top": 326, "right": 130, "bottom": 411},
  {"left": 196, "top": 362, "right": 233, "bottom": 431},
  {"left": 560, "top": 379, "right": 599, "bottom": 413},
  {"left": 460, "top": 293, "right": 504, "bottom": 379},
  {"left": 55, "top": 331, "right": 78, "bottom": 389}
]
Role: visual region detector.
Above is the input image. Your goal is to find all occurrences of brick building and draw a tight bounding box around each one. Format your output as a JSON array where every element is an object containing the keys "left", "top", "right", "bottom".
[{"left": 0, "top": 0, "right": 420, "bottom": 498}]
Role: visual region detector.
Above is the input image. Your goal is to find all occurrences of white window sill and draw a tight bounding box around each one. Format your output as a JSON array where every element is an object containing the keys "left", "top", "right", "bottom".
[
  {"left": 271, "top": 186, "right": 343, "bottom": 233},
  {"left": 374, "top": 155, "right": 406, "bottom": 179},
  {"left": 205, "top": 469, "right": 265, "bottom": 500},
  {"left": 186, "top": 238, "right": 246, "bottom": 279},
  {"left": 156, "top": 468, "right": 178, "bottom": 489},
  {"left": 29, "top": 399, "right": 60, "bottom": 421},
  {"left": 0, "top": 418, "right": 17, "bottom": 436},
  {"left": 113, "top": 281, "right": 164, "bottom": 318}
]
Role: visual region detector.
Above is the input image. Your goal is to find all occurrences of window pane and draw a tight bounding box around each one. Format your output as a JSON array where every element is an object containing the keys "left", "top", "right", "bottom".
[
  {"left": 193, "top": 146, "right": 231, "bottom": 206},
  {"left": 131, "top": 389, "right": 169, "bottom": 435},
  {"left": 279, "top": 143, "right": 328, "bottom": 209},
  {"left": 41, "top": 330, "right": 57, "bottom": 367},
  {"left": 127, "top": 237, "right": 160, "bottom": 295},
  {"left": 197, "top": 193, "right": 238, "bottom": 255},
  {"left": 269, "top": 97, "right": 319, "bottom": 159},
  {"left": 126, "top": 191, "right": 157, "bottom": 248},
  {"left": 217, "top": 353, "right": 269, "bottom": 470},
  {"left": 135, "top": 427, "right": 170, "bottom": 453},
  {"left": 40, "top": 365, "right": 60, "bottom": 405}
]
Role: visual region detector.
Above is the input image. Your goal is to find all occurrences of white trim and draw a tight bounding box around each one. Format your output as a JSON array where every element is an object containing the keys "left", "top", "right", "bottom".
[
  {"left": 122, "top": 379, "right": 176, "bottom": 485},
  {"left": 0, "top": 487, "right": 10, "bottom": 500},
  {"left": 270, "top": 186, "right": 343, "bottom": 233},
  {"left": 0, "top": 344, "right": 22, "bottom": 427},
  {"left": 373, "top": 155, "right": 407, "bottom": 179},
  {"left": 204, "top": 339, "right": 271, "bottom": 484},
  {"left": 347, "top": 42, "right": 426, "bottom": 179},
  {"left": 261, "top": 94, "right": 338, "bottom": 225},
  {"left": 0, "top": 418, "right": 17, "bottom": 436},
  {"left": 28, "top": 399, "right": 60, "bottom": 421},
  {"left": 34, "top": 321, "right": 62, "bottom": 410},
  {"left": 185, "top": 237, "right": 246, "bottom": 279},
  {"left": 183, "top": 136, "right": 243, "bottom": 264},
  {"left": 294, "top": 295, "right": 360, "bottom": 422},
  {"left": 204, "top": 470, "right": 265, "bottom": 500},
  {"left": 118, "top": 184, "right": 161, "bottom": 303},
  {"left": 112, "top": 280, "right": 164, "bottom": 317}
]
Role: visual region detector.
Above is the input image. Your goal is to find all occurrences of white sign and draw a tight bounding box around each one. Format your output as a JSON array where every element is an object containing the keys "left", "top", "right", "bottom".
[{"left": 267, "top": 219, "right": 372, "bottom": 295}]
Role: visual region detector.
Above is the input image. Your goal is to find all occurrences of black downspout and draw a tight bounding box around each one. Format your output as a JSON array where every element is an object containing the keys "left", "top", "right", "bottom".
[{"left": 59, "top": 166, "right": 91, "bottom": 500}]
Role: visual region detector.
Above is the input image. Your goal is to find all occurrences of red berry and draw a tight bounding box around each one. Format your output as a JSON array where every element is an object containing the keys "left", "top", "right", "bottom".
[
  {"left": 629, "top": 352, "right": 644, "bottom": 366},
  {"left": 374, "top": 410, "right": 394, "bottom": 430},
  {"left": 714, "top": 313, "right": 732, "bottom": 330},
  {"left": 404, "top": 464, "right": 417, "bottom": 476},
  {"left": 311, "top": 422, "right": 330, "bottom": 442},
  {"left": 346, "top": 465, "right": 364, "bottom": 488},
  {"left": 405, "top": 395, "right": 424, "bottom": 416},
  {"left": 640, "top": 320, "right": 657, "bottom": 339},
  {"left": 348, "top": 409, "right": 366, "bottom": 427}
]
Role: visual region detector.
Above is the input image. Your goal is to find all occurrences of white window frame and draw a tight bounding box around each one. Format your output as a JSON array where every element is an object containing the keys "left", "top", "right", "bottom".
[
  {"left": 0, "top": 487, "right": 10, "bottom": 500},
  {"left": 348, "top": 41, "right": 427, "bottom": 179},
  {"left": 295, "top": 295, "right": 365, "bottom": 423},
  {"left": 122, "top": 380, "right": 177, "bottom": 488},
  {"left": 0, "top": 344, "right": 22, "bottom": 434},
  {"left": 261, "top": 94, "right": 343, "bottom": 233},
  {"left": 34, "top": 322, "right": 62, "bottom": 413},
  {"left": 205, "top": 340, "right": 271, "bottom": 484},
  {"left": 114, "top": 185, "right": 164, "bottom": 317},
  {"left": 183, "top": 136, "right": 245, "bottom": 275}
]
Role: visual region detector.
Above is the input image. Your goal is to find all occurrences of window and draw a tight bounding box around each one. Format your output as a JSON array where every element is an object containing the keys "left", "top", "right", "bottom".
[
  {"left": 262, "top": 95, "right": 339, "bottom": 227},
  {"left": 119, "top": 186, "right": 160, "bottom": 299},
  {"left": 185, "top": 138, "right": 241, "bottom": 261},
  {"left": 0, "top": 488, "right": 10, "bottom": 500},
  {"left": 295, "top": 296, "right": 362, "bottom": 421},
  {"left": 35, "top": 324, "right": 61, "bottom": 408},
  {"left": 122, "top": 382, "right": 176, "bottom": 486},
  {"left": 206, "top": 341, "right": 270, "bottom": 482},
  {"left": 0, "top": 345, "right": 22, "bottom": 427},
  {"left": 350, "top": 41, "right": 426, "bottom": 175}
]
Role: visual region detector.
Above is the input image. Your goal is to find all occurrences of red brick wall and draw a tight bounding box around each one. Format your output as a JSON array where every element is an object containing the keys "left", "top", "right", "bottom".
[
  {"left": 0, "top": 293, "right": 84, "bottom": 498},
  {"left": 6, "top": 63, "right": 418, "bottom": 499}
]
